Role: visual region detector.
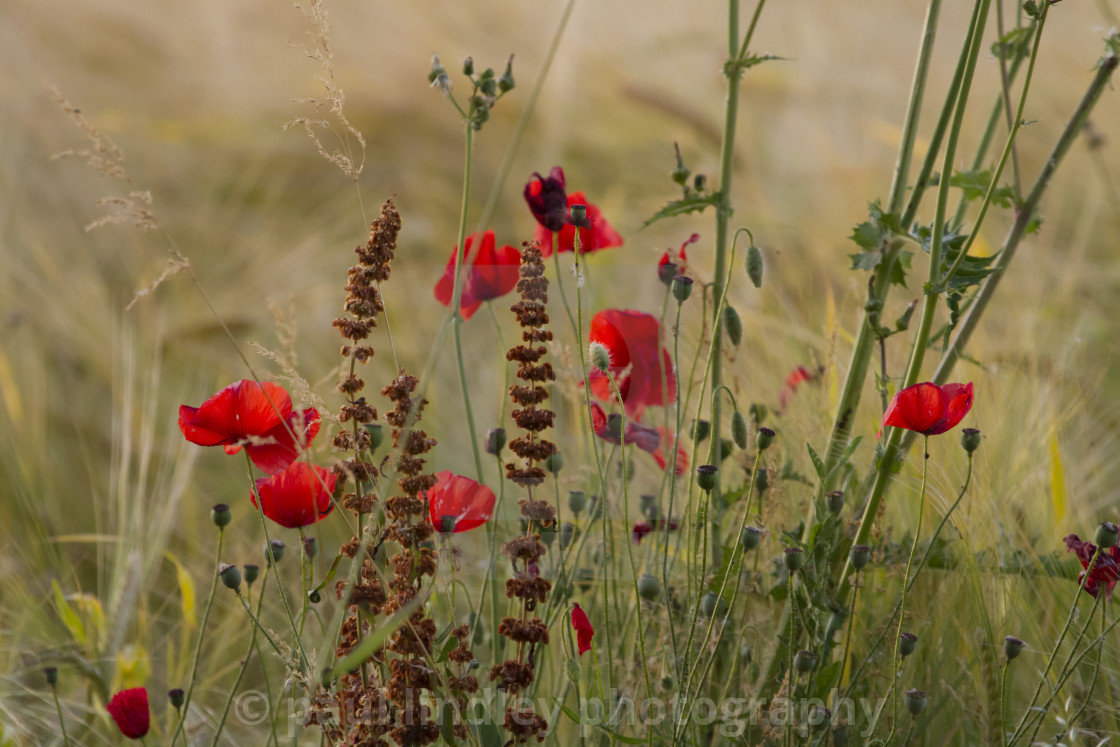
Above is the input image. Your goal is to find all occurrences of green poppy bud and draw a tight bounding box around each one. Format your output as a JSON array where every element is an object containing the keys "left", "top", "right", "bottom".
[
  {"left": 826, "top": 490, "right": 845, "bottom": 514},
  {"left": 740, "top": 525, "right": 762, "bottom": 551},
  {"left": 567, "top": 491, "right": 587, "bottom": 515},
  {"left": 308, "top": 589, "right": 321, "bottom": 604},
  {"left": 243, "top": 564, "right": 260, "bottom": 586},
  {"left": 904, "top": 688, "right": 927, "bottom": 716},
  {"left": 265, "top": 539, "right": 285, "bottom": 566},
  {"left": 672, "top": 275, "right": 694, "bottom": 303},
  {"left": 462, "top": 56, "right": 475, "bottom": 76},
  {"left": 696, "top": 464, "right": 718, "bottom": 492},
  {"left": 720, "top": 438, "right": 734, "bottom": 462},
  {"left": 784, "top": 547, "right": 804, "bottom": 573},
  {"left": 722, "top": 305, "right": 743, "bottom": 346},
  {"left": 485, "top": 427, "right": 506, "bottom": 456},
  {"left": 637, "top": 574, "right": 661, "bottom": 601},
  {"left": 700, "top": 591, "right": 727, "bottom": 618},
  {"left": 589, "top": 342, "right": 611, "bottom": 373},
  {"left": 745, "top": 245, "right": 764, "bottom": 288},
  {"left": 544, "top": 451, "right": 564, "bottom": 474},
  {"left": 731, "top": 411, "right": 749, "bottom": 449},
  {"left": 794, "top": 649, "right": 817, "bottom": 673},
  {"left": 219, "top": 563, "right": 242, "bottom": 592},
  {"left": 560, "top": 522, "right": 576, "bottom": 549},
  {"left": 211, "top": 503, "right": 232, "bottom": 528},
  {"left": 753, "top": 468, "right": 770, "bottom": 493}
]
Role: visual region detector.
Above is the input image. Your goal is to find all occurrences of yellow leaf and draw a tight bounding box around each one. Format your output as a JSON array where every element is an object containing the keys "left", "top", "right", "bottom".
[
  {"left": 0, "top": 349, "right": 22, "bottom": 427},
  {"left": 166, "top": 552, "right": 197, "bottom": 630},
  {"left": 825, "top": 285, "right": 841, "bottom": 410},
  {"left": 72, "top": 593, "right": 107, "bottom": 652},
  {"left": 114, "top": 644, "right": 151, "bottom": 691},
  {"left": 52, "top": 581, "right": 87, "bottom": 647},
  {"left": 1049, "top": 425, "right": 1066, "bottom": 523}
]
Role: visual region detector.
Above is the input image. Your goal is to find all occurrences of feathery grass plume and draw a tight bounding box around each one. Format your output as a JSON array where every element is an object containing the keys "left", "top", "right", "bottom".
[
  {"left": 285, "top": 0, "right": 366, "bottom": 180},
  {"left": 490, "top": 242, "right": 555, "bottom": 743}
]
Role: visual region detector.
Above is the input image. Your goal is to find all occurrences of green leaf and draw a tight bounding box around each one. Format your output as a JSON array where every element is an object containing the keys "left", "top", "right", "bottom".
[
  {"left": 991, "top": 27, "right": 1032, "bottom": 59},
  {"left": 806, "top": 444, "right": 825, "bottom": 481},
  {"left": 913, "top": 224, "right": 998, "bottom": 292},
  {"left": 948, "top": 168, "right": 1018, "bottom": 208},
  {"left": 310, "top": 553, "right": 344, "bottom": 596},
  {"left": 566, "top": 656, "right": 581, "bottom": 684},
  {"left": 641, "top": 193, "right": 721, "bottom": 229},
  {"left": 475, "top": 718, "right": 505, "bottom": 747},
  {"left": 848, "top": 201, "right": 906, "bottom": 285},
  {"left": 439, "top": 700, "right": 459, "bottom": 746},
  {"left": 52, "top": 581, "right": 86, "bottom": 647}
]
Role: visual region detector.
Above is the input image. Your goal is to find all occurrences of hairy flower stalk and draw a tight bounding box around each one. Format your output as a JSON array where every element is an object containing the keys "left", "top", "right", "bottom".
[{"left": 490, "top": 243, "right": 556, "bottom": 743}]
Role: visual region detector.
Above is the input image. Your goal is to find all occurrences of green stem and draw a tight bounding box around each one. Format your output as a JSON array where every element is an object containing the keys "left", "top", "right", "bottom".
[
  {"left": 50, "top": 686, "right": 70, "bottom": 747},
  {"left": 1000, "top": 660, "right": 1009, "bottom": 747},
  {"left": 785, "top": 570, "right": 798, "bottom": 747},
  {"left": 661, "top": 300, "right": 685, "bottom": 662},
  {"left": 170, "top": 527, "right": 224, "bottom": 745},
  {"left": 210, "top": 583, "right": 265, "bottom": 747},
  {"left": 237, "top": 592, "right": 289, "bottom": 662}
]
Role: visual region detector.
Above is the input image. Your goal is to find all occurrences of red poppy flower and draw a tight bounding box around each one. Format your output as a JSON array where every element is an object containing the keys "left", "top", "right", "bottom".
[
  {"left": 778, "top": 365, "right": 814, "bottom": 413},
  {"left": 589, "top": 309, "right": 676, "bottom": 421},
  {"left": 880, "top": 382, "right": 974, "bottom": 437},
  {"left": 571, "top": 603, "right": 594, "bottom": 655},
  {"left": 1064, "top": 534, "right": 1120, "bottom": 600},
  {"left": 524, "top": 166, "right": 569, "bottom": 232},
  {"left": 106, "top": 687, "right": 150, "bottom": 739},
  {"left": 632, "top": 519, "right": 680, "bottom": 544},
  {"left": 588, "top": 403, "right": 688, "bottom": 476},
  {"left": 434, "top": 231, "right": 523, "bottom": 320},
  {"left": 179, "top": 380, "right": 320, "bottom": 475},
  {"left": 426, "top": 470, "right": 496, "bottom": 533},
  {"left": 252, "top": 462, "right": 336, "bottom": 529},
  {"left": 658, "top": 232, "right": 700, "bottom": 284}
]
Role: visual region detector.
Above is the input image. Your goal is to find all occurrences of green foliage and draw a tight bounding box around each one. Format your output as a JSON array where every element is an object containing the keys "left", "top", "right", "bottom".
[
  {"left": 913, "top": 223, "right": 999, "bottom": 292},
  {"left": 641, "top": 193, "right": 721, "bottom": 229},
  {"left": 848, "top": 201, "right": 912, "bottom": 287},
  {"left": 949, "top": 168, "right": 1018, "bottom": 208}
]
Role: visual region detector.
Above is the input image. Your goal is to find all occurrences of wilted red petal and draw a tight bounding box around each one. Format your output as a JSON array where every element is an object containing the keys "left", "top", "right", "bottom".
[
  {"left": 107, "top": 687, "right": 150, "bottom": 739},
  {"left": 252, "top": 462, "right": 336, "bottom": 529},
  {"left": 179, "top": 380, "right": 292, "bottom": 448},
  {"left": 589, "top": 310, "right": 675, "bottom": 420},
  {"left": 632, "top": 521, "right": 652, "bottom": 544},
  {"left": 880, "top": 381, "right": 973, "bottom": 437},
  {"left": 1064, "top": 534, "right": 1120, "bottom": 600},
  {"left": 247, "top": 408, "right": 322, "bottom": 475},
  {"left": 434, "top": 232, "right": 521, "bottom": 320},
  {"left": 524, "top": 167, "right": 568, "bottom": 232},
  {"left": 427, "top": 470, "right": 496, "bottom": 533},
  {"left": 651, "top": 427, "right": 689, "bottom": 476},
  {"left": 571, "top": 603, "right": 595, "bottom": 655},
  {"left": 778, "top": 366, "right": 813, "bottom": 412}
]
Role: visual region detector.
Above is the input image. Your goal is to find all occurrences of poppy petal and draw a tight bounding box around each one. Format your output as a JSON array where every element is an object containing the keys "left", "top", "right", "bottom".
[
  {"left": 252, "top": 462, "right": 336, "bottom": 529},
  {"left": 427, "top": 470, "right": 496, "bottom": 533},
  {"left": 247, "top": 408, "right": 322, "bottom": 475},
  {"left": 106, "top": 687, "right": 150, "bottom": 739}
]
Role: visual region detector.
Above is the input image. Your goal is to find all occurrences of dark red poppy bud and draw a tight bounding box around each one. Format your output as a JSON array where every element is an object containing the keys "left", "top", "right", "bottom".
[
  {"left": 794, "top": 649, "right": 817, "bottom": 673},
  {"left": 638, "top": 574, "right": 661, "bottom": 601},
  {"left": 485, "top": 427, "right": 506, "bottom": 456},
  {"left": 45, "top": 667, "right": 58, "bottom": 687},
  {"left": 1003, "top": 635, "right": 1026, "bottom": 661},
  {"left": 961, "top": 427, "right": 981, "bottom": 453},
  {"left": 243, "top": 565, "right": 260, "bottom": 585},
  {"left": 696, "top": 464, "right": 718, "bottom": 492},
  {"left": 827, "top": 490, "right": 845, "bottom": 514},
  {"left": 219, "top": 564, "right": 241, "bottom": 591},
  {"left": 658, "top": 260, "right": 678, "bottom": 286},
  {"left": 168, "top": 688, "right": 185, "bottom": 709},
  {"left": 672, "top": 275, "right": 694, "bottom": 303},
  {"left": 757, "top": 427, "right": 775, "bottom": 451},
  {"left": 904, "top": 688, "right": 927, "bottom": 716},
  {"left": 731, "top": 411, "right": 749, "bottom": 449},
  {"left": 850, "top": 544, "right": 871, "bottom": 570},
  {"left": 265, "top": 540, "right": 285, "bottom": 565},
  {"left": 211, "top": 504, "right": 231, "bottom": 528},
  {"left": 567, "top": 490, "right": 587, "bottom": 515},
  {"left": 784, "top": 547, "right": 804, "bottom": 572},
  {"left": 746, "top": 245, "right": 764, "bottom": 288},
  {"left": 740, "top": 525, "right": 762, "bottom": 551},
  {"left": 107, "top": 687, "right": 150, "bottom": 739},
  {"left": 1096, "top": 522, "right": 1119, "bottom": 549},
  {"left": 899, "top": 632, "right": 917, "bottom": 657}
]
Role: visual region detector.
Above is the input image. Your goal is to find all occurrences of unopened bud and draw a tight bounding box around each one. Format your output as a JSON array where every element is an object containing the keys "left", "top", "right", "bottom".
[
  {"left": 753, "top": 468, "right": 770, "bottom": 493},
  {"left": 219, "top": 563, "right": 242, "bottom": 591},
  {"left": 692, "top": 419, "right": 711, "bottom": 442},
  {"left": 45, "top": 667, "right": 58, "bottom": 687},
  {"left": 794, "top": 649, "right": 817, "bottom": 673},
  {"left": 637, "top": 574, "right": 661, "bottom": 601},
  {"left": 700, "top": 591, "right": 727, "bottom": 618},
  {"left": 589, "top": 342, "right": 611, "bottom": 373},
  {"left": 745, "top": 245, "right": 764, "bottom": 288},
  {"left": 303, "top": 537, "right": 318, "bottom": 560},
  {"left": 827, "top": 490, "right": 845, "bottom": 514},
  {"left": 731, "top": 411, "right": 748, "bottom": 449},
  {"left": 168, "top": 688, "right": 185, "bottom": 709},
  {"left": 722, "top": 305, "right": 743, "bottom": 346},
  {"left": 462, "top": 56, "right": 474, "bottom": 76},
  {"left": 544, "top": 451, "right": 564, "bottom": 474},
  {"left": 309, "top": 589, "right": 321, "bottom": 604},
  {"left": 560, "top": 522, "right": 576, "bottom": 549},
  {"left": 211, "top": 503, "right": 232, "bottom": 528},
  {"left": 498, "top": 55, "right": 515, "bottom": 93},
  {"left": 672, "top": 143, "right": 690, "bottom": 186}
]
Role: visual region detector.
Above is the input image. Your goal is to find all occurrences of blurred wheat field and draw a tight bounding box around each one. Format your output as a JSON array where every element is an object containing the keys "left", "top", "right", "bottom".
[{"left": 3, "top": 0, "right": 1120, "bottom": 744}]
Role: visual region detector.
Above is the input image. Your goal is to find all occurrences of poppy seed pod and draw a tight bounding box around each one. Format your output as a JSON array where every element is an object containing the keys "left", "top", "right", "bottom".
[
  {"left": 560, "top": 522, "right": 576, "bottom": 549},
  {"left": 850, "top": 544, "right": 871, "bottom": 570},
  {"left": 731, "top": 411, "right": 749, "bottom": 449},
  {"left": 589, "top": 342, "right": 612, "bottom": 373},
  {"left": 303, "top": 537, "right": 318, "bottom": 560},
  {"left": 485, "top": 427, "right": 506, "bottom": 456},
  {"left": 569, "top": 204, "right": 588, "bottom": 226},
  {"left": 45, "top": 667, "right": 58, "bottom": 687},
  {"left": 672, "top": 275, "right": 694, "bottom": 303},
  {"left": 308, "top": 589, "right": 322, "bottom": 604},
  {"left": 722, "top": 305, "right": 743, "bottom": 346},
  {"left": 826, "top": 490, "right": 845, "bottom": 514},
  {"left": 899, "top": 632, "right": 918, "bottom": 657},
  {"left": 784, "top": 547, "right": 804, "bottom": 572},
  {"left": 243, "top": 564, "right": 260, "bottom": 586},
  {"left": 1003, "top": 635, "right": 1026, "bottom": 661},
  {"left": 746, "top": 245, "right": 764, "bottom": 288},
  {"left": 809, "top": 705, "right": 831, "bottom": 732},
  {"left": 540, "top": 524, "right": 557, "bottom": 546},
  {"left": 544, "top": 451, "right": 564, "bottom": 474},
  {"left": 265, "top": 539, "right": 285, "bottom": 565},
  {"left": 567, "top": 490, "right": 587, "bottom": 515},
  {"left": 794, "top": 649, "right": 817, "bottom": 673},
  {"left": 211, "top": 504, "right": 232, "bottom": 528},
  {"left": 637, "top": 574, "right": 661, "bottom": 601},
  {"left": 700, "top": 591, "right": 727, "bottom": 618},
  {"left": 960, "top": 427, "right": 981, "bottom": 453},
  {"left": 904, "top": 688, "right": 927, "bottom": 716},
  {"left": 168, "top": 688, "right": 185, "bottom": 709},
  {"left": 756, "top": 427, "right": 775, "bottom": 451},
  {"left": 1096, "top": 521, "right": 1119, "bottom": 549},
  {"left": 692, "top": 419, "right": 711, "bottom": 442},
  {"left": 218, "top": 564, "right": 241, "bottom": 591},
  {"left": 740, "top": 525, "right": 763, "bottom": 552},
  {"left": 696, "top": 464, "right": 718, "bottom": 492}
]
